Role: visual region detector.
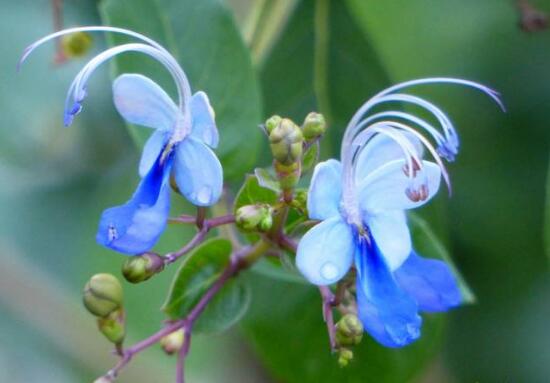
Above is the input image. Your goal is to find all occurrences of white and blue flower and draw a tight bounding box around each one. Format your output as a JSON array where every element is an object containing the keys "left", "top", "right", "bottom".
[
  {"left": 20, "top": 27, "right": 223, "bottom": 255},
  {"left": 296, "top": 78, "right": 503, "bottom": 347}
]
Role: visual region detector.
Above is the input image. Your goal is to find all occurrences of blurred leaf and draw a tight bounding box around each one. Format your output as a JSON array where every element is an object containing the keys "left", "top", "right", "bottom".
[
  {"left": 242, "top": 273, "right": 443, "bottom": 383},
  {"left": 254, "top": 167, "right": 281, "bottom": 193},
  {"left": 233, "top": 174, "right": 278, "bottom": 213},
  {"left": 409, "top": 212, "right": 476, "bottom": 304},
  {"left": 250, "top": 256, "right": 307, "bottom": 285},
  {"left": 99, "top": 0, "right": 262, "bottom": 181},
  {"left": 546, "top": 155, "right": 550, "bottom": 260},
  {"left": 260, "top": 0, "right": 390, "bottom": 156},
  {"left": 162, "top": 238, "right": 231, "bottom": 319},
  {"left": 194, "top": 277, "right": 251, "bottom": 334}
]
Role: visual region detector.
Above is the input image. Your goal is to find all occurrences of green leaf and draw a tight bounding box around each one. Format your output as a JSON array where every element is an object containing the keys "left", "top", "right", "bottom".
[
  {"left": 162, "top": 238, "right": 232, "bottom": 319},
  {"left": 99, "top": 0, "right": 262, "bottom": 181},
  {"left": 242, "top": 274, "right": 443, "bottom": 383},
  {"left": 302, "top": 141, "right": 319, "bottom": 173},
  {"left": 194, "top": 278, "right": 251, "bottom": 334},
  {"left": 251, "top": 256, "right": 307, "bottom": 285},
  {"left": 233, "top": 174, "right": 278, "bottom": 213},
  {"left": 545, "top": 155, "right": 550, "bottom": 260},
  {"left": 254, "top": 167, "right": 281, "bottom": 193},
  {"left": 408, "top": 212, "right": 476, "bottom": 304}
]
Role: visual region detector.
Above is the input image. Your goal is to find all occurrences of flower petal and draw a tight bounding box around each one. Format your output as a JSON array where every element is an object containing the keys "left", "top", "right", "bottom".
[
  {"left": 366, "top": 210, "right": 411, "bottom": 271},
  {"left": 139, "top": 130, "right": 169, "bottom": 177},
  {"left": 354, "top": 132, "right": 424, "bottom": 184},
  {"left": 96, "top": 155, "right": 172, "bottom": 255},
  {"left": 355, "top": 235, "right": 422, "bottom": 348},
  {"left": 359, "top": 159, "right": 441, "bottom": 214},
  {"left": 296, "top": 216, "right": 354, "bottom": 285},
  {"left": 394, "top": 251, "right": 462, "bottom": 312},
  {"left": 172, "top": 137, "right": 223, "bottom": 206},
  {"left": 190, "top": 91, "right": 219, "bottom": 148},
  {"left": 307, "top": 159, "right": 343, "bottom": 220},
  {"left": 113, "top": 74, "right": 178, "bottom": 131}
]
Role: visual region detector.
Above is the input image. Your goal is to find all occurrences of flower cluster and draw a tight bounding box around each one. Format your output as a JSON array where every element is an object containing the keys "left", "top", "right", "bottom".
[
  {"left": 296, "top": 78, "right": 503, "bottom": 347},
  {"left": 20, "top": 27, "right": 223, "bottom": 255}
]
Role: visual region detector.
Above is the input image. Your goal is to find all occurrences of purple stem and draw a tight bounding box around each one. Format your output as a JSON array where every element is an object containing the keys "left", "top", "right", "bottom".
[{"left": 319, "top": 286, "right": 337, "bottom": 352}]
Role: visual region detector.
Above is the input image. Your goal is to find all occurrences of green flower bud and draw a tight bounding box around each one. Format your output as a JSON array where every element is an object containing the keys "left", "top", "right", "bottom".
[
  {"left": 265, "top": 115, "right": 282, "bottom": 135},
  {"left": 97, "top": 308, "right": 125, "bottom": 344},
  {"left": 122, "top": 252, "right": 165, "bottom": 284},
  {"left": 236, "top": 204, "right": 273, "bottom": 232},
  {"left": 61, "top": 32, "right": 93, "bottom": 58},
  {"left": 302, "top": 112, "right": 326, "bottom": 140},
  {"left": 338, "top": 348, "right": 353, "bottom": 368},
  {"left": 290, "top": 188, "right": 308, "bottom": 214},
  {"left": 335, "top": 313, "right": 364, "bottom": 346},
  {"left": 83, "top": 274, "right": 123, "bottom": 318},
  {"left": 160, "top": 329, "right": 185, "bottom": 355},
  {"left": 274, "top": 161, "right": 301, "bottom": 190},
  {"left": 269, "top": 118, "right": 303, "bottom": 165}
]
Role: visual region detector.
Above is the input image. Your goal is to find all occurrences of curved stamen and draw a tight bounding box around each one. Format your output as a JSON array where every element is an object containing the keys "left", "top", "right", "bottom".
[
  {"left": 341, "top": 77, "right": 504, "bottom": 168},
  {"left": 356, "top": 111, "right": 447, "bottom": 153},
  {"left": 19, "top": 26, "right": 193, "bottom": 126}
]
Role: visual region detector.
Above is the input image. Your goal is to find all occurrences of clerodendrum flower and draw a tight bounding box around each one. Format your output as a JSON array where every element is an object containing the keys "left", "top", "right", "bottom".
[
  {"left": 20, "top": 27, "right": 223, "bottom": 255},
  {"left": 296, "top": 78, "right": 503, "bottom": 347}
]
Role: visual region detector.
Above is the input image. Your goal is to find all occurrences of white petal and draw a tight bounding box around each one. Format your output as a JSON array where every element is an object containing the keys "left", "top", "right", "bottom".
[
  {"left": 307, "top": 159, "right": 343, "bottom": 220},
  {"left": 113, "top": 74, "right": 178, "bottom": 131},
  {"left": 358, "top": 159, "right": 441, "bottom": 214},
  {"left": 296, "top": 216, "right": 354, "bottom": 286},
  {"left": 366, "top": 210, "right": 411, "bottom": 271}
]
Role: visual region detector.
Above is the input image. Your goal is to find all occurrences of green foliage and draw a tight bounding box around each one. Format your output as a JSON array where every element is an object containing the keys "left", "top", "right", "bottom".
[
  {"left": 163, "top": 239, "right": 230, "bottom": 318},
  {"left": 254, "top": 167, "right": 281, "bottom": 193},
  {"left": 233, "top": 174, "right": 278, "bottom": 213},
  {"left": 302, "top": 142, "right": 320, "bottom": 173},
  {"left": 100, "top": 0, "right": 262, "bottom": 181},
  {"left": 242, "top": 274, "right": 443, "bottom": 383},
  {"left": 546, "top": 155, "right": 550, "bottom": 260}
]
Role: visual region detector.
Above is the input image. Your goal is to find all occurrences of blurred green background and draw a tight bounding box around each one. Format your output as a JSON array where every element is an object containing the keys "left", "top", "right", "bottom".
[{"left": 0, "top": 0, "right": 549, "bottom": 382}]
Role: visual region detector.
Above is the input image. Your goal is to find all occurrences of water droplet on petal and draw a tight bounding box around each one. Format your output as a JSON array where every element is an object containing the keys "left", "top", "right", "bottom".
[
  {"left": 320, "top": 262, "right": 339, "bottom": 281},
  {"left": 196, "top": 186, "right": 212, "bottom": 205}
]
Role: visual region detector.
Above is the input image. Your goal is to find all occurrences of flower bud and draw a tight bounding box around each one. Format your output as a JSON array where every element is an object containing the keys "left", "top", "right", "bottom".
[
  {"left": 265, "top": 115, "right": 282, "bottom": 135},
  {"left": 290, "top": 188, "right": 308, "bottom": 214},
  {"left": 160, "top": 329, "right": 185, "bottom": 355},
  {"left": 122, "top": 252, "right": 165, "bottom": 284},
  {"left": 83, "top": 274, "right": 123, "bottom": 318},
  {"left": 302, "top": 112, "right": 326, "bottom": 140},
  {"left": 269, "top": 118, "right": 303, "bottom": 165},
  {"left": 61, "top": 32, "right": 93, "bottom": 58},
  {"left": 97, "top": 308, "right": 125, "bottom": 344},
  {"left": 338, "top": 348, "right": 353, "bottom": 368},
  {"left": 274, "top": 161, "right": 301, "bottom": 190},
  {"left": 236, "top": 204, "right": 273, "bottom": 232},
  {"left": 335, "top": 314, "right": 363, "bottom": 346}
]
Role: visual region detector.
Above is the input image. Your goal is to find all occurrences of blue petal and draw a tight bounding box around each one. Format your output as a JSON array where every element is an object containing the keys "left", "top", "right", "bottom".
[
  {"left": 358, "top": 159, "right": 441, "bottom": 214},
  {"left": 355, "top": 234, "right": 422, "bottom": 348},
  {"left": 112, "top": 74, "right": 178, "bottom": 131},
  {"left": 172, "top": 137, "right": 223, "bottom": 206},
  {"left": 394, "top": 251, "right": 462, "bottom": 312},
  {"left": 96, "top": 154, "right": 173, "bottom": 255},
  {"left": 355, "top": 132, "right": 424, "bottom": 184},
  {"left": 139, "top": 130, "right": 169, "bottom": 177},
  {"left": 296, "top": 216, "right": 354, "bottom": 285},
  {"left": 307, "top": 159, "right": 342, "bottom": 220},
  {"left": 190, "top": 91, "right": 219, "bottom": 148},
  {"left": 366, "top": 210, "right": 411, "bottom": 271}
]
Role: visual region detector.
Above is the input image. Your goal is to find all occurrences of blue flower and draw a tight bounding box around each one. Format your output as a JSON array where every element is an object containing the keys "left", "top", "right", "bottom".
[
  {"left": 296, "top": 78, "right": 503, "bottom": 347},
  {"left": 20, "top": 27, "right": 223, "bottom": 255}
]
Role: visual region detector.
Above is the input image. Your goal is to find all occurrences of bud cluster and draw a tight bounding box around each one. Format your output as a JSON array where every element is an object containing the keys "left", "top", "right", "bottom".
[
  {"left": 335, "top": 313, "right": 364, "bottom": 367},
  {"left": 264, "top": 112, "right": 326, "bottom": 195},
  {"left": 122, "top": 252, "right": 165, "bottom": 283},
  {"left": 236, "top": 204, "right": 273, "bottom": 232},
  {"left": 83, "top": 273, "right": 126, "bottom": 345}
]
